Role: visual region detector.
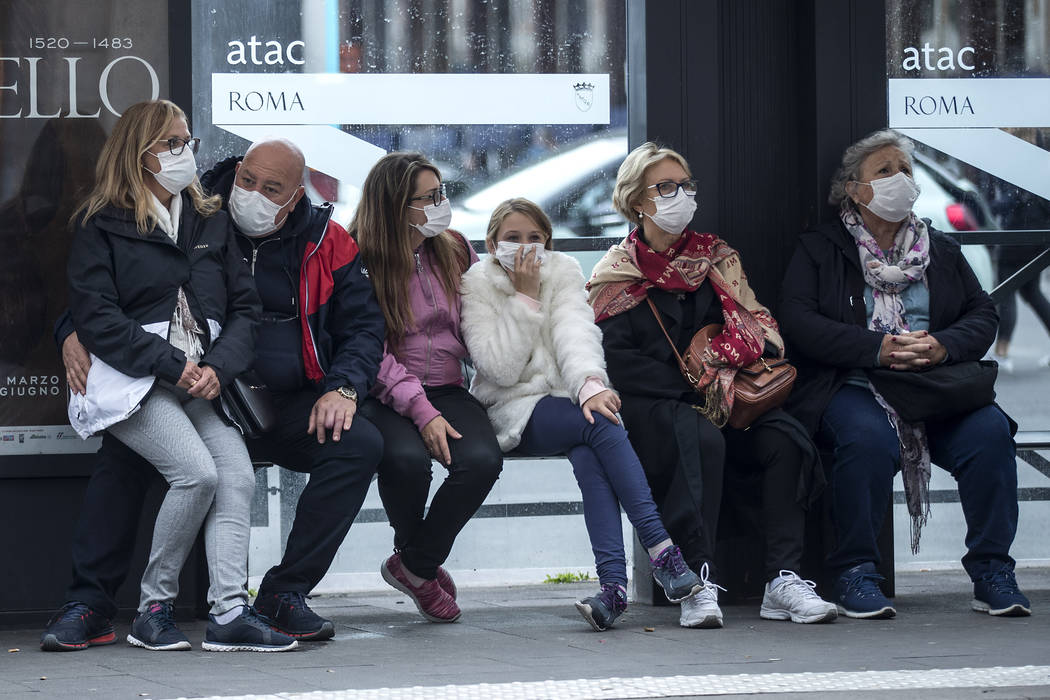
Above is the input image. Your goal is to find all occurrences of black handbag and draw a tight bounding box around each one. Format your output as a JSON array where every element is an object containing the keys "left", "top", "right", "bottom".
[
  {"left": 865, "top": 360, "right": 998, "bottom": 423},
  {"left": 221, "top": 371, "right": 277, "bottom": 439}
]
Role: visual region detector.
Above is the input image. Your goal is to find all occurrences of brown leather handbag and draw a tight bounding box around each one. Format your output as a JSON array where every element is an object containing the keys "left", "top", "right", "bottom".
[{"left": 646, "top": 298, "right": 796, "bottom": 429}]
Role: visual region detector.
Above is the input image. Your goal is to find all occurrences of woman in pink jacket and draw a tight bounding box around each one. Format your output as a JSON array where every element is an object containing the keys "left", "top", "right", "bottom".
[{"left": 354, "top": 152, "right": 503, "bottom": 623}]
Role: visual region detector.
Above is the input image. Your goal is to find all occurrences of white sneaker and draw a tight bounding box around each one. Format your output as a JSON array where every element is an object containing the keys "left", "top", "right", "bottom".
[
  {"left": 992, "top": 354, "right": 1014, "bottom": 373},
  {"left": 679, "top": 563, "right": 725, "bottom": 629},
  {"left": 760, "top": 570, "right": 838, "bottom": 624}
]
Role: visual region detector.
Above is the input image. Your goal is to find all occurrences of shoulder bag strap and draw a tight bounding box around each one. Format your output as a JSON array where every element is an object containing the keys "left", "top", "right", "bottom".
[{"left": 646, "top": 296, "right": 688, "bottom": 373}]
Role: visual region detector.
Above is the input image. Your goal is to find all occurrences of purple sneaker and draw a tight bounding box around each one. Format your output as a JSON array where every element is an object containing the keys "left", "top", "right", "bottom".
[
  {"left": 436, "top": 565, "right": 458, "bottom": 600},
  {"left": 381, "top": 553, "right": 461, "bottom": 623},
  {"left": 650, "top": 545, "right": 702, "bottom": 602},
  {"left": 574, "top": 584, "right": 628, "bottom": 632}
]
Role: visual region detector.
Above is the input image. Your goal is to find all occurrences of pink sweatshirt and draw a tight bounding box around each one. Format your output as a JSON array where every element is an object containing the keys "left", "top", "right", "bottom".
[{"left": 372, "top": 235, "right": 479, "bottom": 430}]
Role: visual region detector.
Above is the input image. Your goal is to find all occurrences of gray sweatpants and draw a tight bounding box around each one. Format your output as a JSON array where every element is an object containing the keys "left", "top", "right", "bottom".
[{"left": 108, "top": 386, "right": 255, "bottom": 615}]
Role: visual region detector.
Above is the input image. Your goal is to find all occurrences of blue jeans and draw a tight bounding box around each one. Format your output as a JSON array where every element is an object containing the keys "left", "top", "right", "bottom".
[
  {"left": 819, "top": 384, "right": 1018, "bottom": 581},
  {"left": 517, "top": 396, "right": 670, "bottom": 588}
]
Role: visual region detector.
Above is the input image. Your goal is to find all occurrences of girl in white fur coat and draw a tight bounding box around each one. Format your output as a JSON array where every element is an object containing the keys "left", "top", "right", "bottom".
[{"left": 460, "top": 198, "right": 702, "bottom": 632}]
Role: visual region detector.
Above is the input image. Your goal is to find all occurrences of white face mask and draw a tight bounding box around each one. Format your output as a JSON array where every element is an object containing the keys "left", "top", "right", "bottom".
[
  {"left": 644, "top": 187, "right": 697, "bottom": 235},
  {"left": 229, "top": 184, "right": 296, "bottom": 238},
  {"left": 494, "top": 241, "right": 546, "bottom": 272},
  {"left": 144, "top": 148, "right": 198, "bottom": 195},
  {"left": 856, "top": 172, "right": 920, "bottom": 223},
  {"left": 409, "top": 198, "right": 452, "bottom": 238}
]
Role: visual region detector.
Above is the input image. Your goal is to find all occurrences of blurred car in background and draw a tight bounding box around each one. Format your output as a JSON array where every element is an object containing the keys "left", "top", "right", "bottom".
[
  {"left": 913, "top": 151, "right": 997, "bottom": 291},
  {"left": 450, "top": 131, "right": 629, "bottom": 241}
]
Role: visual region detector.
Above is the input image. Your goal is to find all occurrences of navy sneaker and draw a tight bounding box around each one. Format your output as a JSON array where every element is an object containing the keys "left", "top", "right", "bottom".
[
  {"left": 40, "top": 602, "right": 117, "bottom": 652},
  {"left": 972, "top": 567, "right": 1031, "bottom": 617},
  {"left": 202, "top": 606, "right": 297, "bottom": 652},
  {"left": 650, "top": 545, "right": 703, "bottom": 603},
  {"left": 574, "top": 584, "right": 628, "bottom": 632},
  {"left": 254, "top": 591, "right": 334, "bottom": 640},
  {"left": 127, "top": 602, "right": 191, "bottom": 651},
  {"left": 833, "top": 563, "right": 896, "bottom": 619}
]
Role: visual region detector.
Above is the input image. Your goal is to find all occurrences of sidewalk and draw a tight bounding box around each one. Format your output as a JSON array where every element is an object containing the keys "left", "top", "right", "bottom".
[{"left": 2, "top": 568, "right": 1048, "bottom": 700}]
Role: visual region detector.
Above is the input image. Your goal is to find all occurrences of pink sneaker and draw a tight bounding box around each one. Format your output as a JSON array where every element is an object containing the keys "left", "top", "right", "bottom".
[
  {"left": 381, "top": 553, "right": 461, "bottom": 623},
  {"left": 436, "top": 566, "right": 458, "bottom": 600}
]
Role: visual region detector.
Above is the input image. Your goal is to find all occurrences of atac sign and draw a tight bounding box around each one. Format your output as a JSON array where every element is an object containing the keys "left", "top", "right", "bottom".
[{"left": 0, "top": 55, "right": 160, "bottom": 118}]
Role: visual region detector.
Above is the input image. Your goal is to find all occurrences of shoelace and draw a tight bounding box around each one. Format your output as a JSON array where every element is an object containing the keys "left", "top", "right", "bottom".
[
  {"left": 652, "top": 545, "right": 688, "bottom": 577},
  {"left": 276, "top": 591, "right": 310, "bottom": 611},
  {"left": 598, "top": 584, "right": 627, "bottom": 614},
  {"left": 148, "top": 602, "right": 179, "bottom": 631},
  {"left": 51, "top": 602, "right": 90, "bottom": 626},
  {"left": 773, "top": 570, "right": 822, "bottom": 600},
  {"left": 982, "top": 568, "right": 1022, "bottom": 594},
  {"left": 843, "top": 569, "right": 886, "bottom": 599},
  {"left": 697, "top": 562, "right": 727, "bottom": 599},
  {"left": 242, "top": 606, "right": 274, "bottom": 631}
]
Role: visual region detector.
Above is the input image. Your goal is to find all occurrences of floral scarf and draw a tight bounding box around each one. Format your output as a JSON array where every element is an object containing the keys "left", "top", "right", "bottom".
[
  {"left": 587, "top": 229, "right": 767, "bottom": 426},
  {"left": 841, "top": 202, "right": 932, "bottom": 553}
]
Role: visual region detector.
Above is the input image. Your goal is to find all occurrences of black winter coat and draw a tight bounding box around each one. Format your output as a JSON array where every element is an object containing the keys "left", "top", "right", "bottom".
[
  {"left": 778, "top": 219, "right": 997, "bottom": 436},
  {"left": 67, "top": 194, "right": 261, "bottom": 387}
]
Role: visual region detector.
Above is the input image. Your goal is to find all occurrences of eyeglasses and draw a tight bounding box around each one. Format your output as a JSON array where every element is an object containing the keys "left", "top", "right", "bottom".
[
  {"left": 409, "top": 183, "right": 446, "bottom": 208},
  {"left": 647, "top": 179, "right": 698, "bottom": 198},
  {"left": 154, "top": 137, "right": 200, "bottom": 156}
]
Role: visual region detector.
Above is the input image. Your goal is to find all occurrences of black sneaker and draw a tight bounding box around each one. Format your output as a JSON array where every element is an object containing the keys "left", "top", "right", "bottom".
[
  {"left": 40, "top": 602, "right": 117, "bottom": 652},
  {"left": 127, "top": 602, "right": 191, "bottom": 651},
  {"left": 254, "top": 591, "right": 335, "bottom": 640},
  {"left": 972, "top": 567, "right": 1032, "bottom": 617},
  {"left": 574, "top": 584, "right": 628, "bottom": 632},
  {"left": 202, "top": 605, "right": 297, "bottom": 652}
]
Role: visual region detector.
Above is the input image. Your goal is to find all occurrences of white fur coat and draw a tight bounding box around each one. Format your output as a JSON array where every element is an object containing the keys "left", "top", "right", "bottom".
[{"left": 460, "top": 252, "right": 610, "bottom": 451}]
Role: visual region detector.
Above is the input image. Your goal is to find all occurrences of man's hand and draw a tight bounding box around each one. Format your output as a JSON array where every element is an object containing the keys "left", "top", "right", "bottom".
[
  {"left": 62, "top": 332, "right": 92, "bottom": 395},
  {"left": 187, "top": 365, "right": 221, "bottom": 400},
  {"left": 421, "top": 415, "right": 462, "bottom": 466},
  {"left": 308, "top": 390, "right": 357, "bottom": 444},
  {"left": 882, "top": 330, "right": 947, "bottom": 371},
  {"left": 582, "top": 389, "right": 621, "bottom": 425},
  {"left": 175, "top": 360, "right": 203, "bottom": 390}
]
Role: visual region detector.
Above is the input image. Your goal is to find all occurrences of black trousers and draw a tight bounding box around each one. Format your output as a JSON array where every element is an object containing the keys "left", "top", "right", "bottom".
[
  {"left": 723, "top": 416, "right": 806, "bottom": 582},
  {"left": 359, "top": 385, "right": 503, "bottom": 579},
  {"left": 64, "top": 387, "right": 382, "bottom": 617}
]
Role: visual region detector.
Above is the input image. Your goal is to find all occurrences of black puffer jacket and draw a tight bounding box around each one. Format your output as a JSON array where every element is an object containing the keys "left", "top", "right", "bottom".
[
  {"left": 67, "top": 193, "right": 261, "bottom": 386},
  {"left": 778, "top": 219, "right": 997, "bottom": 435}
]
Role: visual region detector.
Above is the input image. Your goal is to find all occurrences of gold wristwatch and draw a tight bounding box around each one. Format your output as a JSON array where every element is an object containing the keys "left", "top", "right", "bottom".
[{"left": 336, "top": 385, "right": 358, "bottom": 403}]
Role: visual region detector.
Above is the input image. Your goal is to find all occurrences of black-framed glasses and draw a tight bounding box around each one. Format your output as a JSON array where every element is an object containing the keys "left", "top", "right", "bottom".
[
  {"left": 154, "top": 136, "right": 200, "bottom": 156},
  {"left": 647, "top": 179, "right": 698, "bottom": 198},
  {"left": 409, "top": 183, "right": 446, "bottom": 207}
]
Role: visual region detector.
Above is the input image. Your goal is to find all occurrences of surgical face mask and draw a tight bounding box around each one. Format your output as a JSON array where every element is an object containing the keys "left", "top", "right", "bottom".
[
  {"left": 229, "top": 184, "right": 296, "bottom": 238},
  {"left": 856, "top": 172, "right": 920, "bottom": 223},
  {"left": 144, "top": 148, "right": 198, "bottom": 195},
  {"left": 408, "top": 198, "right": 452, "bottom": 238},
  {"left": 644, "top": 187, "right": 697, "bottom": 235},
  {"left": 494, "top": 241, "right": 546, "bottom": 272}
]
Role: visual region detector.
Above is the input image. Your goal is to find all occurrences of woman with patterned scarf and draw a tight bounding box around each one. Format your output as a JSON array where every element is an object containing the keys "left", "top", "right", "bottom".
[
  {"left": 779, "top": 129, "right": 1030, "bottom": 620},
  {"left": 589, "top": 143, "right": 835, "bottom": 630}
]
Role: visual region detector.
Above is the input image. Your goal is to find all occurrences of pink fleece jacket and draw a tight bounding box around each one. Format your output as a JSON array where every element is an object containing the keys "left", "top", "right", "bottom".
[{"left": 372, "top": 235, "right": 479, "bottom": 430}]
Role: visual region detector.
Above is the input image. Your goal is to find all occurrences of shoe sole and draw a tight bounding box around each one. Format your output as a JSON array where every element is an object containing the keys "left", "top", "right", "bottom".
[
  {"left": 273, "top": 620, "right": 335, "bottom": 641},
  {"left": 127, "top": 634, "right": 191, "bottom": 651},
  {"left": 573, "top": 601, "right": 610, "bottom": 632},
  {"left": 202, "top": 640, "right": 298, "bottom": 652},
  {"left": 680, "top": 614, "right": 723, "bottom": 629},
  {"left": 760, "top": 606, "right": 838, "bottom": 624},
  {"left": 836, "top": 604, "right": 896, "bottom": 619},
  {"left": 40, "top": 631, "right": 117, "bottom": 652},
  {"left": 381, "top": 559, "right": 461, "bottom": 623},
  {"left": 971, "top": 599, "right": 1031, "bottom": 617},
  {"left": 655, "top": 580, "right": 703, "bottom": 604}
]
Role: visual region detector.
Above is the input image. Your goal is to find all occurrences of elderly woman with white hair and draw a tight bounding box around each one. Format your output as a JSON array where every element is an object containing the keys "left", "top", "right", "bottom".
[
  {"left": 588, "top": 142, "right": 836, "bottom": 629},
  {"left": 779, "top": 128, "right": 1031, "bottom": 620}
]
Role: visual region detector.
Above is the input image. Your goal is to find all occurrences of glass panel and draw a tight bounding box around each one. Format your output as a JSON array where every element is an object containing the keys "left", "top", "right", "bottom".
[
  {"left": 191, "top": 0, "right": 628, "bottom": 252},
  {"left": 0, "top": 0, "right": 170, "bottom": 455}
]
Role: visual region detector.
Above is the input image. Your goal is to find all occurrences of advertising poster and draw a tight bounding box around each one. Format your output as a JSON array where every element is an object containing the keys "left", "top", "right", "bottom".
[{"left": 0, "top": 0, "right": 169, "bottom": 454}]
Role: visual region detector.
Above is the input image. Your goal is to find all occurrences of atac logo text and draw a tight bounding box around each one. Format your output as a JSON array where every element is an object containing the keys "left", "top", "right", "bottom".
[
  {"left": 574, "top": 81, "right": 595, "bottom": 112},
  {"left": 0, "top": 55, "right": 160, "bottom": 118}
]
